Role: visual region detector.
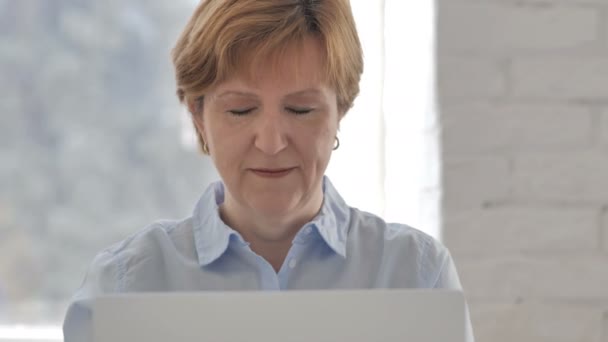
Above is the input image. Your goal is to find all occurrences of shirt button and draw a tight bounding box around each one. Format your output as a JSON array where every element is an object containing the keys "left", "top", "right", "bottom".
[{"left": 288, "top": 258, "right": 297, "bottom": 269}]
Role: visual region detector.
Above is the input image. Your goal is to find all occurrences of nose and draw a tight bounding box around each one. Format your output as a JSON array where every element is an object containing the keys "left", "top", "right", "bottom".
[{"left": 253, "top": 110, "right": 288, "bottom": 155}]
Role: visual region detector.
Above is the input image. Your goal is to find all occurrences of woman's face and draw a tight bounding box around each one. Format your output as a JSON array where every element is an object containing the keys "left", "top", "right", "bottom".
[{"left": 193, "top": 37, "right": 341, "bottom": 227}]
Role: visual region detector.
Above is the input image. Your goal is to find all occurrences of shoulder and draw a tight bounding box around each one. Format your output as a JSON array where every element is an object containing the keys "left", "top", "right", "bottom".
[
  {"left": 349, "top": 208, "right": 446, "bottom": 256},
  {"left": 348, "top": 208, "right": 452, "bottom": 287},
  {"left": 84, "top": 217, "right": 194, "bottom": 291},
  {"left": 105, "top": 218, "right": 193, "bottom": 255},
  {"left": 64, "top": 219, "right": 192, "bottom": 342}
]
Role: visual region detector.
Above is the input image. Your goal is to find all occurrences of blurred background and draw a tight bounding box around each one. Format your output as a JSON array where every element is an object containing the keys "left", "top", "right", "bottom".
[
  {"left": 2, "top": 0, "right": 607, "bottom": 341},
  {"left": 0, "top": 0, "right": 438, "bottom": 340},
  {"left": 0, "top": 0, "right": 218, "bottom": 331}
]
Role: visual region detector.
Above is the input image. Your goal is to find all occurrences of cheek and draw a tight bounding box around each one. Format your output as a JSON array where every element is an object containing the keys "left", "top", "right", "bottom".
[
  {"left": 204, "top": 118, "right": 234, "bottom": 149},
  {"left": 303, "top": 124, "right": 336, "bottom": 163},
  {"left": 320, "top": 119, "right": 338, "bottom": 148}
]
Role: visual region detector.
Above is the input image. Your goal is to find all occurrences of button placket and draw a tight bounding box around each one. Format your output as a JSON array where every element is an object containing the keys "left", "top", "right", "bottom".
[{"left": 277, "top": 243, "right": 305, "bottom": 289}]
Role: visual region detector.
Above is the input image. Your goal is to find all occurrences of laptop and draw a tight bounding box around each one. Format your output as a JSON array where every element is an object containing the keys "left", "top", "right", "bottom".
[{"left": 93, "top": 289, "right": 466, "bottom": 342}]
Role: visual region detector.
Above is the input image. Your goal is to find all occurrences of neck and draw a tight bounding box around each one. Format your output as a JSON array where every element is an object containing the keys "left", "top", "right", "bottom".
[{"left": 219, "top": 192, "right": 323, "bottom": 273}]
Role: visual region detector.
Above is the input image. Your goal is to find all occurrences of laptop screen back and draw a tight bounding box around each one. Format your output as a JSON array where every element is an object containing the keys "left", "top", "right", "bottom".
[{"left": 93, "top": 289, "right": 465, "bottom": 342}]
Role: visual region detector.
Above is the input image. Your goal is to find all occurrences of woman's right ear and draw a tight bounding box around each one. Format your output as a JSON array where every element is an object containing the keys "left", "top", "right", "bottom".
[
  {"left": 191, "top": 113, "right": 204, "bottom": 134},
  {"left": 187, "top": 99, "right": 197, "bottom": 116},
  {"left": 187, "top": 95, "right": 205, "bottom": 114},
  {"left": 189, "top": 110, "right": 209, "bottom": 154}
]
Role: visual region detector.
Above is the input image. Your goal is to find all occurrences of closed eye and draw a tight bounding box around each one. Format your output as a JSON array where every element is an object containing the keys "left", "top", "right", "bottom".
[
  {"left": 228, "top": 108, "right": 255, "bottom": 115},
  {"left": 286, "top": 107, "right": 314, "bottom": 115}
]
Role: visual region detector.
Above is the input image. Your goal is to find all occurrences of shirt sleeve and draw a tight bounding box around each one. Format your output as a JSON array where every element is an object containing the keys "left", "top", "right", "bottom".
[
  {"left": 433, "top": 249, "right": 476, "bottom": 342},
  {"left": 63, "top": 250, "right": 121, "bottom": 342}
]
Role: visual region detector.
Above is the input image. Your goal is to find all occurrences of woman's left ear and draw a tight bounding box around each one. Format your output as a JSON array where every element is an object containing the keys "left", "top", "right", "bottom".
[{"left": 338, "top": 111, "right": 346, "bottom": 125}]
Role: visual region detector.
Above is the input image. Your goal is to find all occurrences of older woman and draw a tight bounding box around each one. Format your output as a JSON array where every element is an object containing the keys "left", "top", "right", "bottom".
[{"left": 64, "top": 0, "right": 474, "bottom": 340}]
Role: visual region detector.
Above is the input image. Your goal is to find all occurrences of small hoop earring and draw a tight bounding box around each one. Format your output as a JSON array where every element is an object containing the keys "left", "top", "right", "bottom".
[{"left": 333, "top": 136, "right": 340, "bottom": 151}]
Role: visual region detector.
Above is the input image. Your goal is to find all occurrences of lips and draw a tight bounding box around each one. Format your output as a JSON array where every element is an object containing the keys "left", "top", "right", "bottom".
[{"left": 250, "top": 167, "right": 295, "bottom": 178}]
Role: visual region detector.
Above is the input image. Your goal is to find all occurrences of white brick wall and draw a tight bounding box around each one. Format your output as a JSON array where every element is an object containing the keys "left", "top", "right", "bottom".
[
  {"left": 443, "top": 157, "right": 511, "bottom": 210},
  {"left": 437, "top": 1, "right": 608, "bottom": 341},
  {"left": 438, "top": 58, "right": 507, "bottom": 99},
  {"left": 513, "top": 152, "right": 608, "bottom": 202},
  {"left": 442, "top": 103, "right": 593, "bottom": 154},
  {"left": 603, "top": 312, "right": 608, "bottom": 342},
  {"left": 601, "top": 111, "right": 608, "bottom": 146},
  {"left": 444, "top": 206, "right": 599, "bottom": 255},
  {"left": 470, "top": 301, "right": 603, "bottom": 342},
  {"left": 438, "top": 4, "right": 598, "bottom": 53},
  {"left": 458, "top": 255, "right": 608, "bottom": 299},
  {"left": 602, "top": 207, "right": 608, "bottom": 252},
  {"left": 512, "top": 58, "right": 608, "bottom": 100}
]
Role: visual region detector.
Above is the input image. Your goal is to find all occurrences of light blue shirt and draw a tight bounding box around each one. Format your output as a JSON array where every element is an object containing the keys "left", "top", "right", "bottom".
[{"left": 64, "top": 176, "right": 474, "bottom": 341}]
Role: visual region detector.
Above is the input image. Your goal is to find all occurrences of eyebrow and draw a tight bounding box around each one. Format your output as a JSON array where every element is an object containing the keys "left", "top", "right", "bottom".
[
  {"left": 215, "top": 91, "right": 257, "bottom": 100},
  {"left": 286, "top": 88, "right": 324, "bottom": 97}
]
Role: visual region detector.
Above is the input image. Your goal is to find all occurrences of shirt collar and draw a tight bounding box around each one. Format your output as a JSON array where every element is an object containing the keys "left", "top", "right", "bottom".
[
  {"left": 192, "top": 176, "right": 350, "bottom": 266},
  {"left": 192, "top": 182, "right": 242, "bottom": 266},
  {"left": 305, "top": 176, "right": 349, "bottom": 257}
]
